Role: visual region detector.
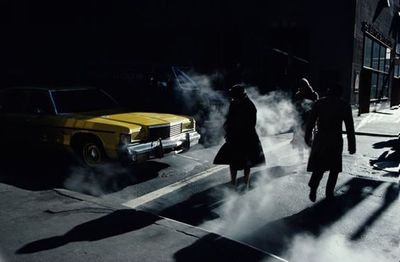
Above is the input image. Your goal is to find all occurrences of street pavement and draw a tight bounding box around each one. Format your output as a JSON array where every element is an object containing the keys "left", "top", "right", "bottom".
[{"left": 0, "top": 107, "right": 399, "bottom": 262}]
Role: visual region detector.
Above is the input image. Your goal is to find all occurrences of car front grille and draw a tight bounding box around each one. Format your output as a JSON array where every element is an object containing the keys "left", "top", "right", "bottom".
[{"left": 148, "top": 123, "right": 182, "bottom": 141}]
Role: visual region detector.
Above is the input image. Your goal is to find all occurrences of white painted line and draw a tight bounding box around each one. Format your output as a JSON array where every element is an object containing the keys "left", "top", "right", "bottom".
[
  {"left": 123, "top": 165, "right": 228, "bottom": 209},
  {"left": 174, "top": 153, "right": 203, "bottom": 162},
  {"left": 354, "top": 113, "right": 373, "bottom": 132},
  {"left": 123, "top": 139, "right": 289, "bottom": 209}
]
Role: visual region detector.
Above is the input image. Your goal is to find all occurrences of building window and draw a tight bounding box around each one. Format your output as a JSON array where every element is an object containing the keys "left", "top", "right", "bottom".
[
  {"left": 371, "top": 72, "right": 378, "bottom": 99},
  {"left": 363, "top": 35, "right": 391, "bottom": 100},
  {"left": 385, "top": 48, "right": 391, "bottom": 72},
  {"left": 372, "top": 41, "right": 380, "bottom": 70},
  {"left": 394, "top": 64, "right": 400, "bottom": 78},
  {"left": 364, "top": 37, "right": 372, "bottom": 67}
]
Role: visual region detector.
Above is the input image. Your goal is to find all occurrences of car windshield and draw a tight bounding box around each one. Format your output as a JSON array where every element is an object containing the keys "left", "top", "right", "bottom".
[{"left": 51, "top": 89, "right": 119, "bottom": 114}]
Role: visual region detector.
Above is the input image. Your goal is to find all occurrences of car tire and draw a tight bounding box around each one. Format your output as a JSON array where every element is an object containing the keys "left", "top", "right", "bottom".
[{"left": 80, "top": 140, "right": 106, "bottom": 167}]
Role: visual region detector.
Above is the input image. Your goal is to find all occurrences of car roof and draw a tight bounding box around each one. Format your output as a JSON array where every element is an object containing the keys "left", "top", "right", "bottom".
[{"left": 0, "top": 86, "right": 98, "bottom": 92}]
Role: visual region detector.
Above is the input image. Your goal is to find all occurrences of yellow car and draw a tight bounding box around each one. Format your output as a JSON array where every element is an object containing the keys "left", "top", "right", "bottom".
[{"left": 0, "top": 87, "right": 200, "bottom": 166}]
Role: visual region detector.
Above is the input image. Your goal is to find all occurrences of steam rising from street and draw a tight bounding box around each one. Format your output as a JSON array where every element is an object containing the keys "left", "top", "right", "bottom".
[
  {"left": 63, "top": 164, "right": 137, "bottom": 196},
  {"left": 284, "top": 233, "right": 394, "bottom": 262},
  {"left": 172, "top": 73, "right": 394, "bottom": 262},
  {"left": 59, "top": 73, "right": 394, "bottom": 261},
  {"left": 173, "top": 72, "right": 229, "bottom": 146},
  {"left": 247, "top": 87, "right": 297, "bottom": 136}
]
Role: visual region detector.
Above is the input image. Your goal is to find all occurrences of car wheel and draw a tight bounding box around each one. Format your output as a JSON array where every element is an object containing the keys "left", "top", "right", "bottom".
[{"left": 81, "top": 141, "right": 105, "bottom": 167}]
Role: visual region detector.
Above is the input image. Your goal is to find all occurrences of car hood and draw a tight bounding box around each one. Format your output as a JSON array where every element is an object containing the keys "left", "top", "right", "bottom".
[{"left": 86, "top": 112, "right": 190, "bottom": 128}]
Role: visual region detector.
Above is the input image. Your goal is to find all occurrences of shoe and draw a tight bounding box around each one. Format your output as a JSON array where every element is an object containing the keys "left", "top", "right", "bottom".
[{"left": 309, "top": 190, "right": 316, "bottom": 202}]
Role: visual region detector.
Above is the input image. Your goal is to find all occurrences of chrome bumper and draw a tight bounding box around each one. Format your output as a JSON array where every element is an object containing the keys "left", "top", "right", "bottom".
[{"left": 119, "top": 131, "right": 201, "bottom": 163}]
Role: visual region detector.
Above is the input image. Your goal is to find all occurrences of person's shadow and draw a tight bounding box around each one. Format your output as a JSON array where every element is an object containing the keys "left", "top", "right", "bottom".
[
  {"left": 370, "top": 139, "right": 399, "bottom": 174},
  {"left": 174, "top": 233, "right": 267, "bottom": 262},
  {"left": 350, "top": 181, "right": 399, "bottom": 240},
  {"left": 238, "top": 177, "right": 386, "bottom": 257},
  {"left": 155, "top": 166, "right": 297, "bottom": 226},
  {"left": 16, "top": 209, "right": 160, "bottom": 254}
]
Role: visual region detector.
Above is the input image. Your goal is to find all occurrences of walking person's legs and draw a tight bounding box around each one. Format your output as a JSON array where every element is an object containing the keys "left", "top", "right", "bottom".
[
  {"left": 326, "top": 171, "right": 339, "bottom": 199},
  {"left": 243, "top": 167, "right": 251, "bottom": 189},
  {"left": 308, "top": 170, "right": 324, "bottom": 202},
  {"left": 229, "top": 165, "right": 238, "bottom": 186}
]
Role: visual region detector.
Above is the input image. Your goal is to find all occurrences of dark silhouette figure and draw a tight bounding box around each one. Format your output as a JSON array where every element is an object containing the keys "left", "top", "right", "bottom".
[
  {"left": 214, "top": 84, "right": 265, "bottom": 189},
  {"left": 291, "top": 78, "right": 319, "bottom": 158},
  {"left": 174, "top": 233, "right": 266, "bottom": 262},
  {"left": 16, "top": 210, "right": 159, "bottom": 254},
  {"left": 305, "top": 83, "right": 356, "bottom": 202}
]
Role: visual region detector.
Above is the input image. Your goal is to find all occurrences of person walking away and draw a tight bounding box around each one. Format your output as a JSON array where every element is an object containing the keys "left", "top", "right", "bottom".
[
  {"left": 291, "top": 78, "right": 319, "bottom": 159},
  {"left": 214, "top": 84, "right": 266, "bottom": 189},
  {"left": 305, "top": 83, "right": 356, "bottom": 202}
]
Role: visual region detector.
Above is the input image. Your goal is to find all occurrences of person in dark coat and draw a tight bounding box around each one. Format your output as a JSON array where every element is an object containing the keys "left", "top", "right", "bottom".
[
  {"left": 214, "top": 84, "right": 266, "bottom": 189},
  {"left": 305, "top": 83, "right": 356, "bottom": 202},
  {"left": 291, "top": 78, "right": 319, "bottom": 158}
]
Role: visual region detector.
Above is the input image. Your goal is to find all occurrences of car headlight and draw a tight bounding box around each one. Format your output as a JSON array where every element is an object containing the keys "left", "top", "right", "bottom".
[
  {"left": 120, "top": 133, "right": 131, "bottom": 145},
  {"left": 182, "top": 118, "right": 196, "bottom": 130},
  {"left": 191, "top": 118, "right": 196, "bottom": 130}
]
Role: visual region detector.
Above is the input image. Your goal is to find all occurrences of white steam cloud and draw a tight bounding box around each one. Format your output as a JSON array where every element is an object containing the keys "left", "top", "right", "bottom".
[
  {"left": 200, "top": 166, "right": 303, "bottom": 238},
  {"left": 200, "top": 169, "right": 396, "bottom": 262},
  {"left": 247, "top": 88, "right": 297, "bottom": 137},
  {"left": 0, "top": 249, "right": 7, "bottom": 262},
  {"left": 63, "top": 164, "right": 137, "bottom": 196},
  {"left": 175, "top": 75, "right": 395, "bottom": 262},
  {"left": 285, "top": 233, "right": 394, "bottom": 262},
  {"left": 173, "top": 71, "right": 229, "bottom": 146},
  {"left": 173, "top": 71, "right": 300, "bottom": 149}
]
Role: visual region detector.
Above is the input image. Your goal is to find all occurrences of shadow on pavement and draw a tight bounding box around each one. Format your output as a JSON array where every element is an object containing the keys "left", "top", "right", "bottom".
[
  {"left": 16, "top": 209, "right": 160, "bottom": 254},
  {"left": 174, "top": 233, "right": 267, "bottom": 262},
  {"left": 372, "top": 111, "right": 393, "bottom": 115},
  {"left": 0, "top": 148, "right": 168, "bottom": 195},
  {"left": 158, "top": 166, "right": 297, "bottom": 226},
  {"left": 159, "top": 183, "right": 225, "bottom": 226},
  {"left": 372, "top": 139, "right": 399, "bottom": 150},
  {"left": 350, "top": 181, "right": 399, "bottom": 240},
  {"left": 370, "top": 138, "right": 399, "bottom": 173},
  {"left": 240, "top": 177, "right": 385, "bottom": 257}
]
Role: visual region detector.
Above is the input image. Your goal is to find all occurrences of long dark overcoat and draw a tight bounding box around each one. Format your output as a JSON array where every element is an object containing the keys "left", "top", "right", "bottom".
[
  {"left": 213, "top": 96, "right": 265, "bottom": 170},
  {"left": 305, "top": 96, "right": 356, "bottom": 172}
]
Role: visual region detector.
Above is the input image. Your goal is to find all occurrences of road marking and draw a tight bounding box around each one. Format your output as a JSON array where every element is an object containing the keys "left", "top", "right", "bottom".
[
  {"left": 174, "top": 153, "right": 203, "bottom": 162},
  {"left": 122, "top": 165, "right": 228, "bottom": 209},
  {"left": 123, "top": 139, "right": 289, "bottom": 209}
]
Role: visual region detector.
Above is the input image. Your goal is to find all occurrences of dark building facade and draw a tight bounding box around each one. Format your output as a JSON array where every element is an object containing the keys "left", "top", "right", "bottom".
[
  {"left": 305, "top": 0, "right": 400, "bottom": 113},
  {"left": 2, "top": 1, "right": 400, "bottom": 113},
  {"left": 353, "top": 0, "right": 400, "bottom": 113}
]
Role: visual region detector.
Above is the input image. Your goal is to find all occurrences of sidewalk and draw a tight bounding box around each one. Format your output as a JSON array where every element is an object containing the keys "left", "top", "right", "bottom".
[
  {"left": 353, "top": 107, "right": 400, "bottom": 137},
  {"left": 0, "top": 183, "right": 285, "bottom": 262},
  {"left": 353, "top": 107, "right": 400, "bottom": 173}
]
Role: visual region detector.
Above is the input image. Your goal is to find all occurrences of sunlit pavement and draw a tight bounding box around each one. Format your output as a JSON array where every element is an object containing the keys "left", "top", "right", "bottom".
[{"left": 134, "top": 108, "right": 400, "bottom": 262}]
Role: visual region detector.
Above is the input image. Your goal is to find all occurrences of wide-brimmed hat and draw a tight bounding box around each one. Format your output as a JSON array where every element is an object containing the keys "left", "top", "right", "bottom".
[{"left": 229, "top": 84, "right": 246, "bottom": 99}]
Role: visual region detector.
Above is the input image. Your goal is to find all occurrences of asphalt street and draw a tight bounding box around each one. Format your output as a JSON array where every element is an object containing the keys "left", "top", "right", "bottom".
[{"left": 0, "top": 108, "right": 399, "bottom": 262}]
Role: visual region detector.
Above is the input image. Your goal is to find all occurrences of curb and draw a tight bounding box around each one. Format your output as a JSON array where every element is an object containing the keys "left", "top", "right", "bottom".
[
  {"left": 53, "top": 188, "right": 288, "bottom": 262},
  {"left": 354, "top": 131, "right": 399, "bottom": 138}
]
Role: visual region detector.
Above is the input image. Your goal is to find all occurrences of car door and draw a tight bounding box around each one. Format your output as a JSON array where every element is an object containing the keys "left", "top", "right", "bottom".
[
  {"left": 24, "top": 90, "right": 60, "bottom": 148},
  {"left": 0, "top": 89, "right": 30, "bottom": 148}
]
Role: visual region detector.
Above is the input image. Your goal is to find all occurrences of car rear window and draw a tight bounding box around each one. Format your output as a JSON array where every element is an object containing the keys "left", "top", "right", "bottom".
[
  {"left": 51, "top": 89, "right": 119, "bottom": 114},
  {"left": 0, "top": 90, "right": 27, "bottom": 113}
]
